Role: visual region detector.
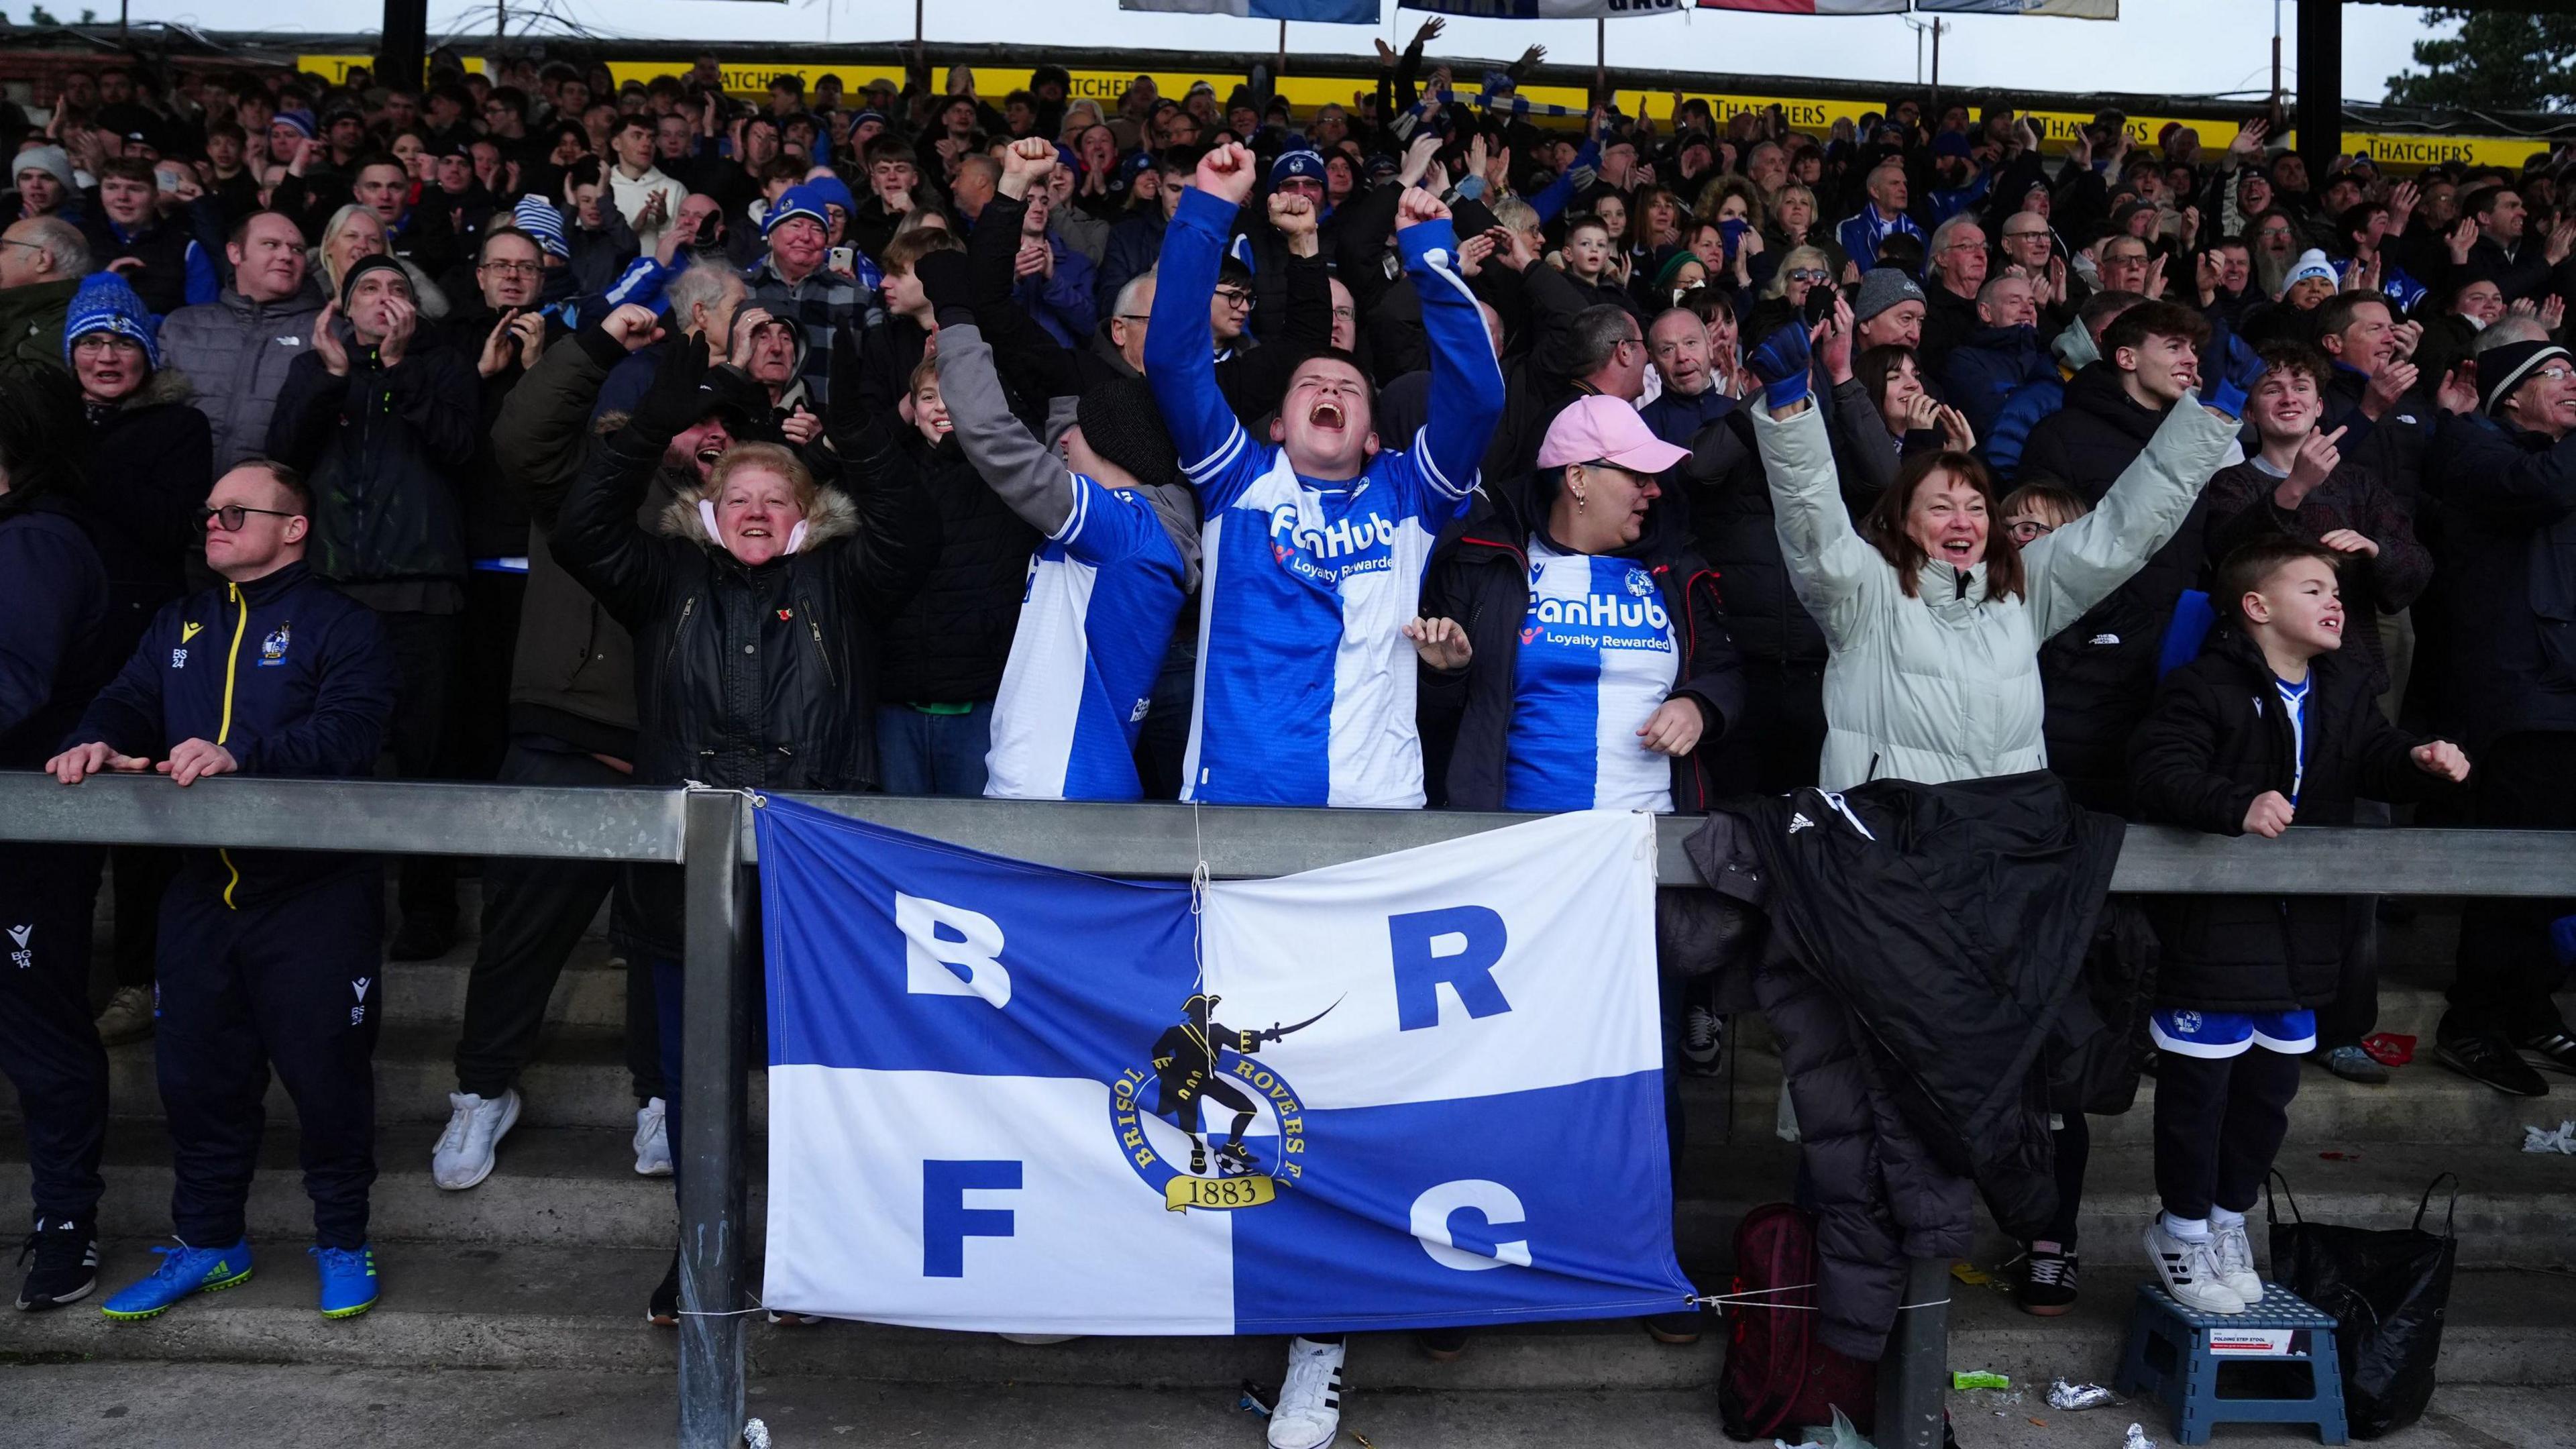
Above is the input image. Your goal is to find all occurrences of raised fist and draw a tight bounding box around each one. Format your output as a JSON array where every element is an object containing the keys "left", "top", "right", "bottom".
[{"left": 1195, "top": 142, "right": 1258, "bottom": 207}]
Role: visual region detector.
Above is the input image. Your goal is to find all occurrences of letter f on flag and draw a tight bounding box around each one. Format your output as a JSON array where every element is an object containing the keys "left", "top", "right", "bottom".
[{"left": 922, "top": 1160, "right": 1021, "bottom": 1277}]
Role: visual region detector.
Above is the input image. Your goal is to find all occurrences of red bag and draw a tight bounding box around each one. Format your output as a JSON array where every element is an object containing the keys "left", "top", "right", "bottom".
[{"left": 1718, "top": 1203, "right": 1879, "bottom": 1442}]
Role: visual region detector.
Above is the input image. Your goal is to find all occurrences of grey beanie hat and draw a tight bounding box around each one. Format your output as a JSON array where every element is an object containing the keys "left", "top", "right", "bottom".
[
  {"left": 1851, "top": 266, "right": 1927, "bottom": 323},
  {"left": 11, "top": 144, "right": 75, "bottom": 194}
]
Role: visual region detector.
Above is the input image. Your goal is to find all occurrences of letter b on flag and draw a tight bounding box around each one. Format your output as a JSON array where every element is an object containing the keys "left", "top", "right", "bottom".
[
  {"left": 1389, "top": 905, "right": 1511, "bottom": 1032},
  {"left": 896, "top": 894, "right": 1012, "bottom": 1008}
]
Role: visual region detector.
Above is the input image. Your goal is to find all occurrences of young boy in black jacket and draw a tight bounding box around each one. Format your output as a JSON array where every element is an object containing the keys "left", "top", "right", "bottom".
[{"left": 2127, "top": 535, "right": 2470, "bottom": 1314}]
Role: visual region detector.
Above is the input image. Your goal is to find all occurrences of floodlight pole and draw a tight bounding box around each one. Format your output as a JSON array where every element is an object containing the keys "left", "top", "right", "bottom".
[{"left": 2294, "top": 0, "right": 2341, "bottom": 172}]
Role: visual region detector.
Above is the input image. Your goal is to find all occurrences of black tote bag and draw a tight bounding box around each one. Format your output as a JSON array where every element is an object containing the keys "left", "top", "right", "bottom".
[{"left": 2265, "top": 1170, "right": 2459, "bottom": 1439}]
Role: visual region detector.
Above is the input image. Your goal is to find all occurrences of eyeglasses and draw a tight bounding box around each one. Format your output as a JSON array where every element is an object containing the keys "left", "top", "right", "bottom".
[
  {"left": 2002, "top": 229, "right": 2049, "bottom": 241},
  {"left": 0, "top": 237, "right": 46, "bottom": 254},
  {"left": 2006, "top": 519, "right": 2055, "bottom": 541},
  {"left": 197, "top": 504, "right": 299, "bottom": 531},
  {"left": 1115, "top": 313, "right": 1152, "bottom": 324},
  {"left": 2538, "top": 366, "right": 2574, "bottom": 382},
  {"left": 1786, "top": 268, "right": 1829, "bottom": 283},
  {"left": 480, "top": 259, "right": 543, "bottom": 275},
  {"left": 1213, "top": 287, "right": 1255, "bottom": 310}
]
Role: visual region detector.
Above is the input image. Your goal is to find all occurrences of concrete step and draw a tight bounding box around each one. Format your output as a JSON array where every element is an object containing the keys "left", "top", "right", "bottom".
[
  {"left": 11, "top": 1118, "right": 2569, "bottom": 1270},
  {"left": 378, "top": 947, "right": 632, "bottom": 1032},
  {"left": 1685, "top": 1030, "right": 2576, "bottom": 1149},
  {"left": 6, "top": 1238, "right": 2570, "bottom": 1393},
  {"left": 8, "top": 1369, "right": 2573, "bottom": 1449}
]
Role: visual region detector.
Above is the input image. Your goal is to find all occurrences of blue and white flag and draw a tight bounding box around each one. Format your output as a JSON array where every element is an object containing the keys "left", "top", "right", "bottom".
[
  {"left": 756, "top": 799, "right": 1688, "bottom": 1336},
  {"left": 1405, "top": 0, "right": 1682, "bottom": 15},
  {"left": 1119, "top": 0, "right": 1383, "bottom": 20}
]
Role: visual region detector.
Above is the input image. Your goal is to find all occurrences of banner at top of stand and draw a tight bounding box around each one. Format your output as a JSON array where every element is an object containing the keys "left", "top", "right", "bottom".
[
  {"left": 1118, "top": 0, "right": 1385, "bottom": 19},
  {"left": 1403, "top": 0, "right": 1688, "bottom": 15},
  {"left": 1691, "top": 0, "right": 2114, "bottom": 11}
]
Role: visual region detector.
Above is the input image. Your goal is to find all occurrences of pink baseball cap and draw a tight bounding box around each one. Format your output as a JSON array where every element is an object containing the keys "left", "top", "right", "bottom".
[{"left": 1537, "top": 394, "right": 1693, "bottom": 475}]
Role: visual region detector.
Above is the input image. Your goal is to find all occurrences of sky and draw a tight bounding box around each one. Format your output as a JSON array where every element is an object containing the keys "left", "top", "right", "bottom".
[{"left": 126, "top": 0, "right": 2453, "bottom": 106}]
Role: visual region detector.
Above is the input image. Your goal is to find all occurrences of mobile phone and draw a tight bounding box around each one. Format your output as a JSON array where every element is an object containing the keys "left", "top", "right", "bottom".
[
  {"left": 1801, "top": 288, "right": 1835, "bottom": 325},
  {"left": 828, "top": 244, "right": 856, "bottom": 275},
  {"left": 156, "top": 171, "right": 178, "bottom": 193},
  {"left": 1719, "top": 217, "right": 1750, "bottom": 263}
]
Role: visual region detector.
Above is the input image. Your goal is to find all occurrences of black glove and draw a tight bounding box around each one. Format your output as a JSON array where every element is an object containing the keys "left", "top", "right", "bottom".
[
  {"left": 826, "top": 324, "right": 902, "bottom": 444},
  {"left": 627, "top": 330, "right": 714, "bottom": 446},
  {"left": 914, "top": 249, "right": 973, "bottom": 325}
]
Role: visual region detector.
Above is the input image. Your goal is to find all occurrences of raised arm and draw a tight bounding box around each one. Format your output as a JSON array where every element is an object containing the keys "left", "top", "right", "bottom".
[
  {"left": 1744, "top": 323, "right": 1886, "bottom": 643},
  {"left": 1397, "top": 187, "right": 1506, "bottom": 506},
  {"left": 2021, "top": 398, "right": 2236, "bottom": 638},
  {"left": 1144, "top": 149, "right": 1264, "bottom": 511}
]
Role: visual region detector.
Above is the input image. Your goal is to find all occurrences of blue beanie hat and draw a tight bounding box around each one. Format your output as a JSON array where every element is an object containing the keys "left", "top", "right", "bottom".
[
  {"left": 765, "top": 183, "right": 832, "bottom": 238},
  {"left": 63, "top": 271, "right": 160, "bottom": 370},
  {"left": 273, "top": 109, "right": 317, "bottom": 140},
  {"left": 511, "top": 196, "right": 571, "bottom": 259},
  {"left": 801, "top": 173, "right": 857, "bottom": 219},
  {"left": 1271, "top": 148, "right": 1326, "bottom": 186}
]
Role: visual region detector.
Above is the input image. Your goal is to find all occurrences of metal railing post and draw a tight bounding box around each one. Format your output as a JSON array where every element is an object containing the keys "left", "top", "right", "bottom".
[
  {"left": 1877, "top": 1254, "right": 1952, "bottom": 1448},
  {"left": 678, "top": 788, "right": 751, "bottom": 1448}
]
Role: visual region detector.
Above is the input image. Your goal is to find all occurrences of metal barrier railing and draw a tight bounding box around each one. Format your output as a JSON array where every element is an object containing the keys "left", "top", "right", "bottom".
[{"left": 6, "top": 772, "right": 2572, "bottom": 1449}]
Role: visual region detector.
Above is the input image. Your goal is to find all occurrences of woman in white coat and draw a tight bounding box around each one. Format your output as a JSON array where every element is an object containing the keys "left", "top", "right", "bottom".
[{"left": 1741, "top": 309, "right": 2245, "bottom": 790}]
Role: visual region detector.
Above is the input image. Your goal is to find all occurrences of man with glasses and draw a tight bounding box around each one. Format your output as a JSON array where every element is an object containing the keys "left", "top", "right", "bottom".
[
  {"left": 1997, "top": 213, "right": 2074, "bottom": 327},
  {"left": 0, "top": 216, "right": 89, "bottom": 377},
  {"left": 50, "top": 458, "right": 398, "bottom": 1323},
  {"left": 2416, "top": 336, "right": 2576, "bottom": 1096},
  {"left": 1917, "top": 214, "right": 1989, "bottom": 372}
]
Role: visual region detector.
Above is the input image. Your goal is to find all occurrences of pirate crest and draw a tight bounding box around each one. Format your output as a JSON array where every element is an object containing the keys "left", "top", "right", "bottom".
[{"left": 1106, "top": 990, "right": 1338, "bottom": 1214}]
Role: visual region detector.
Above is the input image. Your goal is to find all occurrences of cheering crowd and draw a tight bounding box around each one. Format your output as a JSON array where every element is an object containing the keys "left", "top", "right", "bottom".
[{"left": 3, "top": 26, "right": 2576, "bottom": 1445}]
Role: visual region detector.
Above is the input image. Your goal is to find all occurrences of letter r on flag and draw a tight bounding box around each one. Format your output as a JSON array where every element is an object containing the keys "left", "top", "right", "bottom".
[{"left": 1388, "top": 905, "right": 1512, "bottom": 1032}]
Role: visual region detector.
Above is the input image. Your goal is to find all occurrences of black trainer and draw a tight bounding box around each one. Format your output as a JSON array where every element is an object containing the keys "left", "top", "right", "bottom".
[
  {"left": 388, "top": 914, "right": 457, "bottom": 963},
  {"left": 2436, "top": 1032, "right": 2548, "bottom": 1097},
  {"left": 16, "top": 1219, "right": 99, "bottom": 1311},
  {"left": 2015, "top": 1240, "right": 2078, "bottom": 1317},
  {"left": 647, "top": 1251, "right": 680, "bottom": 1327},
  {"left": 2518, "top": 1028, "right": 2576, "bottom": 1077},
  {"left": 1644, "top": 1303, "right": 1704, "bottom": 1344}
]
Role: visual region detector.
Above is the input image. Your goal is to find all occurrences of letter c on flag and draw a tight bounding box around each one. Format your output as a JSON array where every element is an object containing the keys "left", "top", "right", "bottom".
[
  {"left": 1409, "top": 1179, "right": 1532, "bottom": 1273},
  {"left": 895, "top": 894, "right": 1012, "bottom": 1008}
]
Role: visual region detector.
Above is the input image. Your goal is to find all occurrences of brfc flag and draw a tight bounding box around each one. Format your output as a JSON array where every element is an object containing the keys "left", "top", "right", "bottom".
[
  {"left": 1119, "top": 0, "right": 1385, "bottom": 19},
  {"left": 755, "top": 798, "right": 1691, "bottom": 1335}
]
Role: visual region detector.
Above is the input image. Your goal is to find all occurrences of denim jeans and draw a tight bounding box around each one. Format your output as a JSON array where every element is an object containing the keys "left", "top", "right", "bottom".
[{"left": 874, "top": 702, "right": 995, "bottom": 798}]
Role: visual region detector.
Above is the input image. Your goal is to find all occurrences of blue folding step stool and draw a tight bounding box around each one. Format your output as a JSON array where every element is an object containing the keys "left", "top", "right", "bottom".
[{"left": 2115, "top": 1282, "right": 2348, "bottom": 1445}]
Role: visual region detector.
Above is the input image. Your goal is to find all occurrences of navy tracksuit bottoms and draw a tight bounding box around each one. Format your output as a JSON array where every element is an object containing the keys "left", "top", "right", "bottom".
[
  {"left": 156, "top": 868, "right": 384, "bottom": 1250},
  {"left": 0, "top": 845, "right": 110, "bottom": 1231}
]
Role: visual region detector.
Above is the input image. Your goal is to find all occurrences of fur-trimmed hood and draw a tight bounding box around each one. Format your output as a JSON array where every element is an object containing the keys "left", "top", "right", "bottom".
[
  {"left": 93, "top": 367, "right": 196, "bottom": 412},
  {"left": 653, "top": 474, "right": 861, "bottom": 556}
]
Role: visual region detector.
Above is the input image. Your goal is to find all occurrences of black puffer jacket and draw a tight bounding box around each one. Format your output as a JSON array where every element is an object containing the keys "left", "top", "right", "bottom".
[
  {"left": 80, "top": 370, "right": 215, "bottom": 663},
  {"left": 875, "top": 437, "right": 1040, "bottom": 706},
  {"left": 266, "top": 327, "right": 480, "bottom": 608},
  {"left": 1419, "top": 474, "right": 1743, "bottom": 812},
  {"left": 2020, "top": 362, "right": 2218, "bottom": 808},
  {"left": 1677, "top": 377, "right": 1897, "bottom": 665},
  {"left": 2127, "top": 623, "right": 2454, "bottom": 1011},
  {"left": 2412, "top": 411, "right": 2576, "bottom": 747},
  {"left": 553, "top": 405, "right": 939, "bottom": 797}
]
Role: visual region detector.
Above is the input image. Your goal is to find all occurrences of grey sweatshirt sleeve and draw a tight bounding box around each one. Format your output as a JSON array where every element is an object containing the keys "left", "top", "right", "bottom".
[{"left": 932, "top": 318, "right": 1077, "bottom": 537}]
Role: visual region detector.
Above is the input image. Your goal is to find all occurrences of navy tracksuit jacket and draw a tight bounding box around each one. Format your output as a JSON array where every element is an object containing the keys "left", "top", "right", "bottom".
[
  {"left": 72, "top": 559, "right": 398, "bottom": 1247},
  {"left": 0, "top": 495, "right": 113, "bottom": 1233}
]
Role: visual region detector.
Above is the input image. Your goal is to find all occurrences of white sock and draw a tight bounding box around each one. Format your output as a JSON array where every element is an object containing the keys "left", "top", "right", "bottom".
[
  {"left": 2161, "top": 1212, "right": 2211, "bottom": 1241},
  {"left": 2208, "top": 1205, "right": 2247, "bottom": 1232}
]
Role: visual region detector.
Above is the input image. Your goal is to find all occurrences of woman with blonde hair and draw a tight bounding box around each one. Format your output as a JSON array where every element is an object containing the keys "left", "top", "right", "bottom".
[{"left": 313, "top": 203, "right": 449, "bottom": 320}]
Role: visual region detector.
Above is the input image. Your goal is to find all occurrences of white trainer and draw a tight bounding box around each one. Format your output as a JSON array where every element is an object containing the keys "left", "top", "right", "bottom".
[
  {"left": 2145, "top": 1221, "right": 2246, "bottom": 1315},
  {"left": 634, "top": 1097, "right": 674, "bottom": 1177},
  {"left": 431, "top": 1089, "right": 521, "bottom": 1191},
  {"left": 1268, "top": 1336, "right": 1346, "bottom": 1449},
  {"left": 2209, "top": 1218, "right": 2265, "bottom": 1303}
]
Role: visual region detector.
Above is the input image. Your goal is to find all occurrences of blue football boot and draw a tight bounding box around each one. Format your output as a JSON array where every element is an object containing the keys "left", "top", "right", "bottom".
[
  {"left": 99, "top": 1238, "right": 254, "bottom": 1320},
  {"left": 313, "top": 1243, "right": 379, "bottom": 1318}
]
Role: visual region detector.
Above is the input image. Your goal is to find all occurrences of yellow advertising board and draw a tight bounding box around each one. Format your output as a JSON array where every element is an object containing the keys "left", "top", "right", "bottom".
[{"left": 301, "top": 53, "right": 2553, "bottom": 172}]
